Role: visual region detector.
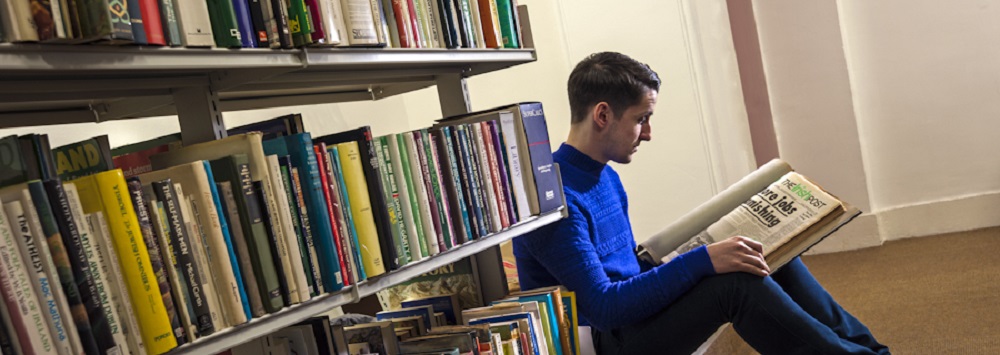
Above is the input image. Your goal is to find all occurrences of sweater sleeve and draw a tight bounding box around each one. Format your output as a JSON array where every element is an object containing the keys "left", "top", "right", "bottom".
[{"left": 522, "top": 199, "right": 716, "bottom": 332}]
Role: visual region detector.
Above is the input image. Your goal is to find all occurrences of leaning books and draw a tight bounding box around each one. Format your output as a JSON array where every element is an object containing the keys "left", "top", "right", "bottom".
[{"left": 637, "top": 159, "right": 861, "bottom": 270}]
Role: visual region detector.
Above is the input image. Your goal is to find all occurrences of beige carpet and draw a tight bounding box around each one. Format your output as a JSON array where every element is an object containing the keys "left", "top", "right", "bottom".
[{"left": 706, "top": 227, "right": 1000, "bottom": 354}]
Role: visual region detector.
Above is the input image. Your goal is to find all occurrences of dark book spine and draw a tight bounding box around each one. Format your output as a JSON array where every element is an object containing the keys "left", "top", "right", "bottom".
[
  {"left": 0, "top": 314, "right": 15, "bottom": 355},
  {"left": 278, "top": 159, "right": 317, "bottom": 296},
  {"left": 433, "top": 128, "right": 470, "bottom": 244},
  {"left": 435, "top": 0, "right": 457, "bottom": 48},
  {"left": 456, "top": 126, "right": 488, "bottom": 238},
  {"left": 269, "top": 0, "right": 292, "bottom": 48},
  {"left": 231, "top": 0, "right": 256, "bottom": 47},
  {"left": 489, "top": 120, "right": 517, "bottom": 223},
  {"left": 448, "top": 126, "right": 479, "bottom": 240},
  {"left": 125, "top": 0, "right": 147, "bottom": 44},
  {"left": 412, "top": 131, "right": 446, "bottom": 250},
  {"left": 215, "top": 181, "right": 266, "bottom": 317},
  {"left": 40, "top": 180, "right": 117, "bottom": 354},
  {"left": 205, "top": 0, "right": 242, "bottom": 47},
  {"left": 17, "top": 137, "right": 42, "bottom": 181},
  {"left": 374, "top": 136, "right": 409, "bottom": 265},
  {"left": 247, "top": 0, "right": 269, "bottom": 47},
  {"left": 233, "top": 163, "right": 284, "bottom": 312},
  {"left": 107, "top": 0, "right": 133, "bottom": 40},
  {"left": 158, "top": 0, "right": 182, "bottom": 45},
  {"left": 0, "top": 135, "right": 29, "bottom": 186},
  {"left": 151, "top": 180, "right": 215, "bottom": 337},
  {"left": 26, "top": 182, "right": 101, "bottom": 355},
  {"left": 252, "top": 181, "right": 290, "bottom": 306},
  {"left": 126, "top": 178, "right": 186, "bottom": 345},
  {"left": 425, "top": 131, "right": 456, "bottom": 249},
  {"left": 289, "top": 168, "right": 324, "bottom": 294}
]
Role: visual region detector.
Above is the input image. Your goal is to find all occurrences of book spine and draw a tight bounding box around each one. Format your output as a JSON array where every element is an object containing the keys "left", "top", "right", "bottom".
[
  {"left": 261, "top": 0, "right": 280, "bottom": 48},
  {"left": 337, "top": 142, "right": 386, "bottom": 277},
  {"left": 389, "top": 0, "right": 413, "bottom": 47},
  {"left": 217, "top": 182, "right": 266, "bottom": 317},
  {"left": 289, "top": 168, "right": 324, "bottom": 294},
  {"left": 259, "top": 160, "right": 299, "bottom": 305},
  {"left": 374, "top": 136, "right": 410, "bottom": 265},
  {"left": 355, "top": 129, "right": 400, "bottom": 271},
  {"left": 137, "top": 0, "right": 165, "bottom": 44},
  {"left": 29, "top": 0, "right": 56, "bottom": 40},
  {"left": 205, "top": 0, "right": 241, "bottom": 47},
  {"left": 463, "top": 124, "right": 494, "bottom": 233},
  {"left": 474, "top": 0, "right": 497, "bottom": 47},
  {"left": 497, "top": 112, "right": 531, "bottom": 221},
  {"left": 78, "top": 172, "right": 177, "bottom": 354},
  {"left": 107, "top": 0, "right": 134, "bottom": 41},
  {"left": 125, "top": 0, "right": 146, "bottom": 44},
  {"left": 248, "top": 0, "right": 269, "bottom": 46},
  {"left": 447, "top": 126, "right": 478, "bottom": 240},
  {"left": 412, "top": 132, "right": 446, "bottom": 253},
  {"left": 172, "top": 0, "right": 214, "bottom": 46},
  {"left": 327, "top": 146, "right": 364, "bottom": 282},
  {"left": 0, "top": 199, "right": 55, "bottom": 354},
  {"left": 202, "top": 164, "right": 253, "bottom": 321},
  {"left": 126, "top": 178, "right": 186, "bottom": 345},
  {"left": 288, "top": 0, "right": 312, "bottom": 46},
  {"left": 465, "top": 0, "right": 483, "bottom": 48},
  {"left": 158, "top": 0, "right": 182, "bottom": 45},
  {"left": 480, "top": 122, "right": 510, "bottom": 228},
  {"left": 433, "top": 128, "right": 470, "bottom": 245},
  {"left": 151, "top": 180, "right": 215, "bottom": 337},
  {"left": 64, "top": 185, "right": 131, "bottom": 355},
  {"left": 302, "top": 0, "right": 324, "bottom": 43},
  {"left": 177, "top": 189, "right": 226, "bottom": 331},
  {"left": 390, "top": 134, "right": 427, "bottom": 259},
  {"left": 149, "top": 198, "right": 197, "bottom": 342},
  {"left": 314, "top": 145, "right": 353, "bottom": 285},
  {"left": 270, "top": 0, "right": 292, "bottom": 47},
  {"left": 494, "top": 0, "right": 515, "bottom": 47},
  {"left": 488, "top": 120, "right": 517, "bottom": 224},
  {"left": 231, "top": 0, "right": 256, "bottom": 46},
  {"left": 380, "top": 0, "right": 400, "bottom": 47},
  {"left": 402, "top": 133, "right": 437, "bottom": 255},
  {"left": 279, "top": 161, "right": 316, "bottom": 296},
  {"left": 286, "top": 135, "right": 343, "bottom": 291},
  {"left": 367, "top": 0, "right": 388, "bottom": 45},
  {"left": 41, "top": 180, "right": 118, "bottom": 354},
  {"left": 269, "top": 157, "right": 310, "bottom": 302},
  {"left": 403, "top": 0, "right": 422, "bottom": 47},
  {"left": 3, "top": 199, "right": 77, "bottom": 355},
  {"left": 86, "top": 212, "right": 146, "bottom": 355},
  {"left": 424, "top": 131, "right": 456, "bottom": 249},
  {"left": 252, "top": 181, "right": 292, "bottom": 308},
  {"left": 470, "top": 124, "right": 502, "bottom": 232},
  {"left": 235, "top": 164, "right": 284, "bottom": 312},
  {"left": 456, "top": 126, "right": 488, "bottom": 238}
]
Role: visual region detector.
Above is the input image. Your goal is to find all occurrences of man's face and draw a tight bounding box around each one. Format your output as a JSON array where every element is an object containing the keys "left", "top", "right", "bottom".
[{"left": 604, "top": 88, "right": 657, "bottom": 164}]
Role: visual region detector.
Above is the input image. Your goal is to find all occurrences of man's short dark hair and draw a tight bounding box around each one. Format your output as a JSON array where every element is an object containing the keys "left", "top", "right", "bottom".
[{"left": 568, "top": 52, "right": 661, "bottom": 124}]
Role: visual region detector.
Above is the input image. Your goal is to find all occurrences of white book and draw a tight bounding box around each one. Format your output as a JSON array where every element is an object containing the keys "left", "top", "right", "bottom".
[
  {"left": 404, "top": 132, "right": 440, "bottom": 256},
  {"left": 173, "top": 0, "right": 216, "bottom": 46},
  {"left": 266, "top": 155, "right": 310, "bottom": 303},
  {"left": 467, "top": 0, "right": 485, "bottom": 48},
  {"left": 0, "top": 0, "right": 39, "bottom": 42},
  {"left": 0, "top": 186, "right": 84, "bottom": 355},
  {"left": 423, "top": 0, "right": 444, "bottom": 47},
  {"left": 87, "top": 212, "right": 149, "bottom": 355},
  {"left": 61, "top": 183, "right": 130, "bottom": 355},
  {"left": 148, "top": 198, "right": 198, "bottom": 341},
  {"left": 3, "top": 198, "right": 75, "bottom": 355},
  {"left": 175, "top": 185, "right": 226, "bottom": 331},
  {"left": 386, "top": 135, "right": 424, "bottom": 262},
  {"left": 328, "top": 0, "right": 351, "bottom": 46},
  {"left": 497, "top": 111, "right": 531, "bottom": 222},
  {"left": 0, "top": 195, "right": 57, "bottom": 354}
]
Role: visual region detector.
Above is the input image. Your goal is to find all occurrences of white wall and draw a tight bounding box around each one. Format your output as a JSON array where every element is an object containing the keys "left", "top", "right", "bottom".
[
  {"left": 0, "top": 0, "right": 753, "bottom": 244},
  {"left": 754, "top": 0, "right": 1000, "bottom": 243}
]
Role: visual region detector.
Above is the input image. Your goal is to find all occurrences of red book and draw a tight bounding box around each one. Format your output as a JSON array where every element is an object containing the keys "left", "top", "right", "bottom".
[
  {"left": 314, "top": 144, "right": 351, "bottom": 285},
  {"left": 480, "top": 121, "right": 509, "bottom": 228},
  {"left": 139, "top": 0, "right": 166, "bottom": 45},
  {"left": 476, "top": 0, "right": 500, "bottom": 48},
  {"left": 112, "top": 143, "right": 172, "bottom": 178},
  {"left": 304, "top": 0, "right": 326, "bottom": 42},
  {"left": 391, "top": 0, "right": 414, "bottom": 48},
  {"left": 405, "top": 0, "right": 423, "bottom": 47}
]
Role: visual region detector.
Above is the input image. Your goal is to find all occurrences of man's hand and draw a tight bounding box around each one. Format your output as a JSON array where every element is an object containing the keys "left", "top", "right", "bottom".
[{"left": 706, "top": 236, "right": 771, "bottom": 277}]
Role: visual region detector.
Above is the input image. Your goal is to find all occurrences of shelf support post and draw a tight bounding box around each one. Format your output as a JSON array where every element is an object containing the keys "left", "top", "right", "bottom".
[
  {"left": 435, "top": 73, "right": 472, "bottom": 117},
  {"left": 173, "top": 81, "right": 228, "bottom": 145}
]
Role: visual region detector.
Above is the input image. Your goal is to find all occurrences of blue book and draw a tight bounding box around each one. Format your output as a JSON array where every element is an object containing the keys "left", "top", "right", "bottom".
[
  {"left": 231, "top": 0, "right": 257, "bottom": 47},
  {"left": 468, "top": 312, "right": 541, "bottom": 355},
  {"left": 271, "top": 134, "right": 343, "bottom": 291},
  {"left": 203, "top": 161, "right": 253, "bottom": 320},
  {"left": 495, "top": 294, "right": 563, "bottom": 355},
  {"left": 375, "top": 305, "right": 435, "bottom": 329},
  {"left": 329, "top": 145, "right": 367, "bottom": 281},
  {"left": 125, "top": 0, "right": 147, "bottom": 44},
  {"left": 401, "top": 294, "right": 462, "bottom": 325},
  {"left": 514, "top": 102, "right": 562, "bottom": 214}
]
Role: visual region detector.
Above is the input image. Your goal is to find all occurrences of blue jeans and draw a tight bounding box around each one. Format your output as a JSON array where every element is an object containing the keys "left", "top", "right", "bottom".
[{"left": 593, "top": 258, "right": 889, "bottom": 355}]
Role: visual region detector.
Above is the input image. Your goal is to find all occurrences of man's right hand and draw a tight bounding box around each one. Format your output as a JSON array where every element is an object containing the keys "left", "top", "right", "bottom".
[{"left": 706, "top": 236, "right": 771, "bottom": 277}]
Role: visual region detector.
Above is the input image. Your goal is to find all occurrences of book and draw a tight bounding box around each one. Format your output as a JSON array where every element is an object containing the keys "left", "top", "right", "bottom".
[
  {"left": 334, "top": 141, "right": 387, "bottom": 277},
  {"left": 266, "top": 155, "right": 311, "bottom": 303},
  {"left": 111, "top": 133, "right": 181, "bottom": 179},
  {"left": 148, "top": 196, "right": 197, "bottom": 341},
  {"left": 377, "top": 258, "right": 483, "bottom": 312},
  {"left": 178, "top": 185, "right": 228, "bottom": 331},
  {"left": 205, "top": 0, "right": 242, "bottom": 47},
  {"left": 403, "top": 132, "right": 439, "bottom": 256},
  {"left": 0, "top": 195, "right": 58, "bottom": 354},
  {"left": 125, "top": 0, "right": 147, "bottom": 44},
  {"left": 1, "top": 0, "right": 41, "bottom": 42},
  {"left": 252, "top": 180, "right": 292, "bottom": 307},
  {"left": 71, "top": 170, "right": 178, "bottom": 354},
  {"left": 401, "top": 294, "right": 463, "bottom": 326},
  {"left": 229, "top": 114, "right": 306, "bottom": 139},
  {"left": 327, "top": 145, "right": 365, "bottom": 283},
  {"left": 373, "top": 136, "right": 410, "bottom": 266},
  {"left": 217, "top": 180, "right": 267, "bottom": 317},
  {"left": 341, "top": 321, "right": 400, "bottom": 355},
  {"left": 288, "top": 166, "right": 325, "bottom": 295},
  {"left": 338, "top": 0, "right": 380, "bottom": 45},
  {"left": 431, "top": 128, "right": 471, "bottom": 245},
  {"left": 160, "top": 0, "right": 183, "bottom": 45},
  {"left": 0, "top": 135, "right": 31, "bottom": 186},
  {"left": 52, "top": 135, "right": 114, "bottom": 182},
  {"left": 85, "top": 211, "right": 147, "bottom": 355},
  {"left": 636, "top": 159, "right": 861, "bottom": 272},
  {"left": 389, "top": 133, "right": 427, "bottom": 260},
  {"left": 494, "top": 0, "right": 516, "bottom": 48},
  {"left": 399, "top": 333, "right": 477, "bottom": 355},
  {"left": 78, "top": 0, "right": 134, "bottom": 43}
]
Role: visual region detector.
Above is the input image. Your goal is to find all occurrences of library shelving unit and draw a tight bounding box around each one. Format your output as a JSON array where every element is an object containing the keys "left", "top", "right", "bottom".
[{"left": 0, "top": 7, "right": 566, "bottom": 354}]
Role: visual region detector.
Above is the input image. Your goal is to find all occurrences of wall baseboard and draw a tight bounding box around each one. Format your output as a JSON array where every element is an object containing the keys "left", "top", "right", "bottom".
[
  {"left": 806, "top": 213, "right": 882, "bottom": 254},
  {"left": 876, "top": 191, "right": 1000, "bottom": 241}
]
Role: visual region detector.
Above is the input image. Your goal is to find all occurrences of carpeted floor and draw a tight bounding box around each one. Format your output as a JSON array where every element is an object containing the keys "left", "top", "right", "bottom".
[{"left": 705, "top": 227, "right": 1000, "bottom": 354}]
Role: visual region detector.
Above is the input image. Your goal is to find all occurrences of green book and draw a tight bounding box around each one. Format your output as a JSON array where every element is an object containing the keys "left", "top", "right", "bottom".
[
  {"left": 78, "top": 0, "right": 133, "bottom": 42},
  {"left": 374, "top": 136, "right": 410, "bottom": 266},
  {"left": 395, "top": 133, "right": 428, "bottom": 257},
  {"left": 51, "top": 135, "right": 114, "bottom": 182},
  {"left": 0, "top": 135, "right": 30, "bottom": 186},
  {"left": 495, "top": 0, "right": 518, "bottom": 48},
  {"left": 277, "top": 157, "right": 317, "bottom": 296},
  {"left": 209, "top": 155, "right": 284, "bottom": 313},
  {"left": 205, "top": 0, "right": 242, "bottom": 47}
]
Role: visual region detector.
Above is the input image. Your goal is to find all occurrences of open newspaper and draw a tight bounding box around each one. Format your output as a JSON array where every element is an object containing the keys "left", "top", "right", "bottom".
[{"left": 636, "top": 159, "right": 861, "bottom": 270}]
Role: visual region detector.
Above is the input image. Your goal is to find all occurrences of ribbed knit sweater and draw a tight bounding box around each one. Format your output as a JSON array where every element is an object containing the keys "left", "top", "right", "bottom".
[{"left": 513, "top": 144, "right": 716, "bottom": 332}]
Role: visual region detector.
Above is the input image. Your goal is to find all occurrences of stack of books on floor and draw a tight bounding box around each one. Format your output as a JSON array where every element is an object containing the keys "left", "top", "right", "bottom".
[
  {"left": 0, "top": 0, "right": 528, "bottom": 49},
  {"left": 0, "top": 102, "right": 560, "bottom": 354},
  {"left": 226, "top": 285, "right": 579, "bottom": 355}
]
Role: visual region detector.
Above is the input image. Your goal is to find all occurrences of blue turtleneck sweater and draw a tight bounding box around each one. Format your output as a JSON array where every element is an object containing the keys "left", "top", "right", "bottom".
[{"left": 513, "top": 144, "right": 716, "bottom": 332}]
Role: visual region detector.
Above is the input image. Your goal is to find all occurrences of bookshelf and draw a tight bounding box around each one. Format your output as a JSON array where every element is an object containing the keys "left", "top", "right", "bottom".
[{"left": 0, "top": 6, "right": 566, "bottom": 353}]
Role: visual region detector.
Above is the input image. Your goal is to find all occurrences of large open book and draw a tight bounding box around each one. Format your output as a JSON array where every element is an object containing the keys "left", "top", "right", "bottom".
[{"left": 636, "top": 159, "right": 862, "bottom": 270}]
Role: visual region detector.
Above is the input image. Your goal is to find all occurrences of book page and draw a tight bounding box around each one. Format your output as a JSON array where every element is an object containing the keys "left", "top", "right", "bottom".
[{"left": 663, "top": 171, "right": 842, "bottom": 262}]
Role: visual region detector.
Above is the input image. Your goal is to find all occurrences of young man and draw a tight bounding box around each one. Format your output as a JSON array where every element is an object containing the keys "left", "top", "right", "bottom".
[{"left": 513, "top": 52, "right": 889, "bottom": 354}]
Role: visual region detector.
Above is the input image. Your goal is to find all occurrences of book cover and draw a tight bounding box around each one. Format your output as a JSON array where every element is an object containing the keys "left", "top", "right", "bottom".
[
  {"left": 41, "top": 180, "right": 118, "bottom": 354},
  {"left": 172, "top": 0, "right": 215, "bottom": 46},
  {"left": 342, "top": 321, "right": 399, "bottom": 355},
  {"left": 125, "top": 178, "right": 187, "bottom": 345},
  {"left": 159, "top": 0, "right": 182, "bottom": 45},
  {"left": 29, "top": 0, "right": 56, "bottom": 40},
  {"left": 0, "top": 195, "right": 57, "bottom": 354},
  {"left": 377, "top": 258, "right": 482, "bottom": 312},
  {"left": 52, "top": 135, "right": 114, "bottom": 182},
  {"left": 401, "top": 293, "right": 463, "bottom": 325},
  {"left": 125, "top": 0, "right": 146, "bottom": 44},
  {"left": 0, "top": 135, "right": 31, "bottom": 186},
  {"left": 205, "top": 0, "right": 242, "bottom": 47},
  {"left": 71, "top": 171, "right": 177, "bottom": 355},
  {"left": 399, "top": 333, "right": 477, "bottom": 355},
  {"left": 111, "top": 134, "right": 179, "bottom": 179},
  {"left": 316, "top": 127, "right": 399, "bottom": 270},
  {"left": 389, "top": 133, "right": 427, "bottom": 259},
  {"left": 478, "top": 122, "right": 510, "bottom": 229}
]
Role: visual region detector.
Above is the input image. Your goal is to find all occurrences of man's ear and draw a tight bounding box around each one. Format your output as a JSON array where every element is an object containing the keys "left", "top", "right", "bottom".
[{"left": 592, "top": 102, "right": 613, "bottom": 130}]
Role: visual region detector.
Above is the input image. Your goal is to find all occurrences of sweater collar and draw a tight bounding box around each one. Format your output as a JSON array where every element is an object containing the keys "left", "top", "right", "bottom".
[{"left": 555, "top": 143, "right": 606, "bottom": 176}]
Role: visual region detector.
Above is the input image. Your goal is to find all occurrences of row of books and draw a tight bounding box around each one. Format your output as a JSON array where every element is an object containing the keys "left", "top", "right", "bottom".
[
  {"left": 0, "top": 101, "right": 560, "bottom": 355},
  {"left": 0, "top": 0, "right": 525, "bottom": 49},
  {"left": 229, "top": 284, "right": 579, "bottom": 355}
]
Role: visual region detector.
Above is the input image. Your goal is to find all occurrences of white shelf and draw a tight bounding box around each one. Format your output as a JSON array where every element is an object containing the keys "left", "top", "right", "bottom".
[{"left": 166, "top": 208, "right": 563, "bottom": 355}]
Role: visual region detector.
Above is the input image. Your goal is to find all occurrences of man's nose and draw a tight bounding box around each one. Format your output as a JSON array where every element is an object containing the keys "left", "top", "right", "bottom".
[{"left": 640, "top": 122, "right": 652, "bottom": 141}]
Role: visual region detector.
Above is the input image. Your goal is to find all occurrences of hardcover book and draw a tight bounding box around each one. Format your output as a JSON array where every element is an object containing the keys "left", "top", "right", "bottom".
[{"left": 52, "top": 135, "right": 114, "bottom": 182}]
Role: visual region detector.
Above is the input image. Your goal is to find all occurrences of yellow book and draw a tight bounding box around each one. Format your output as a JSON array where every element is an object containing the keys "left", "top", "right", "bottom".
[
  {"left": 336, "top": 141, "right": 386, "bottom": 277},
  {"left": 71, "top": 170, "right": 177, "bottom": 355}
]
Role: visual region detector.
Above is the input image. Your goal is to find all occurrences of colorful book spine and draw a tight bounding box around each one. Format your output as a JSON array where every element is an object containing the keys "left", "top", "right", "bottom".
[
  {"left": 446, "top": 127, "right": 479, "bottom": 240},
  {"left": 203, "top": 162, "right": 253, "bottom": 320},
  {"left": 488, "top": 120, "right": 517, "bottom": 224},
  {"left": 455, "top": 126, "right": 488, "bottom": 238},
  {"left": 496, "top": 112, "right": 530, "bottom": 222},
  {"left": 206, "top": 0, "right": 242, "bottom": 47},
  {"left": 40, "top": 180, "right": 118, "bottom": 354},
  {"left": 480, "top": 122, "right": 510, "bottom": 228},
  {"left": 263, "top": 156, "right": 307, "bottom": 304},
  {"left": 402, "top": 133, "right": 437, "bottom": 255},
  {"left": 149, "top": 198, "right": 197, "bottom": 341},
  {"left": 51, "top": 135, "right": 114, "bottom": 182},
  {"left": 494, "top": 0, "right": 517, "bottom": 48},
  {"left": 433, "top": 128, "right": 471, "bottom": 244},
  {"left": 278, "top": 158, "right": 317, "bottom": 295},
  {"left": 288, "top": 168, "right": 324, "bottom": 294},
  {"left": 72, "top": 171, "right": 177, "bottom": 355},
  {"left": 0, "top": 196, "right": 56, "bottom": 354},
  {"left": 414, "top": 131, "right": 445, "bottom": 250},
  {"left": 388, "top": 134, "right": 426, "bottom": 260},
  {"left": 469, "top": 124, "right": 502, "bottom": 232},
  {"left": 231, "top": 0, "right": 256, "bottom": 47},
  {"left": 424, "top": 131, "right": 456, "bottom": 249},
  {"left": 373, "top": 137, "right": 409, "bottom": 265},
  {"left": 126, "top": 178, "right": 186, "bottom": 345},
  {"left": 126, "top": 0, "right": 147, "bottom": 44},
  {"left": 335, "top": 142, "right": 387, "bottom": 277},
  {"left": 312, "top": 144, "right": 351, "bottom": 285},
  {"left": 137, "top": 0, "right": 165, "bottom": 44},
  {"left": 327, "top": 146, "right": 364, "bottom": 282},
  {"left": 289, "top": 0, "right": 314, "bottom": 47}
]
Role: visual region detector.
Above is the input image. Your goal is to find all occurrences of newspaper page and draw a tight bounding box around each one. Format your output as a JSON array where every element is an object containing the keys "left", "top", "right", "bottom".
[{"left": 663, "top": 172, "right": 841, "bottom": 263}]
